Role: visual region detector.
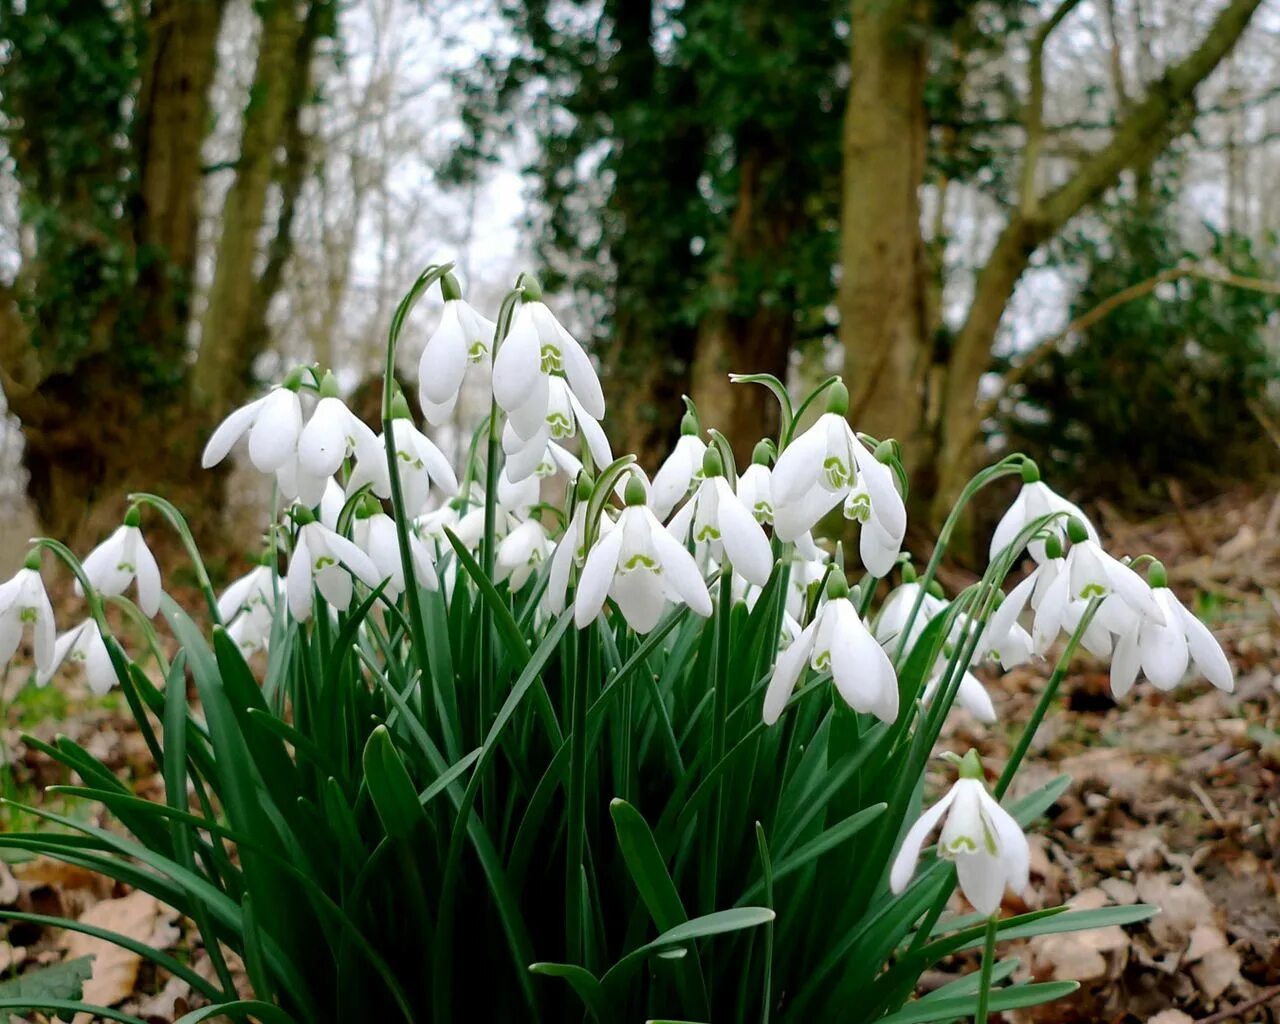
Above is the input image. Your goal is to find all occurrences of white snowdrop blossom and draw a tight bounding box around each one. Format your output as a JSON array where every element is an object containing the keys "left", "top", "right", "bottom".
[
  {"left": 0, "top": 562, "right": 57, "bottom": 674},
  {"left": 201, "top": 384, "right": 304, "bottom": 474},
  {"left": 989, "top": 473, "right": 1098, "bottom": 563},
  {"left": 1105, "top": 569, "right": 1234, "bottom": 698},
  {"left": 297, "top": 388, "right": 378, "bottom": 482},
  {"left": 873, "top": 579, "right": 948, "bottom": 656},
  {"left": 80, "top": 520, "right": 163, "bottom": 618},
  {"left": 736, "top": 461, "right": 774, "bottom": 525},
  {"left": 502, "top": 378, "right": 613, "bottom": 483},
  {"left": 666, "top": 456, "right": 774, "bottom": 587},
  {"left": 286, "top": 513, "right": 383, "bottom": 621},
  {"left": 545, "top": 495, "right": 614, "bottom": 615},
  {"left": 354, "top": 511, "right": 439, "bottom": 598},
  {"left": 497, "top": 519, "right": 551, "bottom": 592},
  {"left": 574, "top": 480, "right": 713, "bottom": 634},
  {"left": 763, "top": 583, "right": 898, "bottom": 726},
  {"left": 649, "top": 426, "right": 707, "bottom": 522},
  {"left": 491, "top": 296, "right": 605, "bottom": 442},
  {"left": 347, "top": 415, "right": 459, "bottom": 516},
  {"left": 920, "top": 663, "right": 998, "bottom": 724},
  {"left": 37, "top": 620, "right": 115, "bottom": 695},
  {"left": 418, "top": 293, "right": 498, "bottom": 425},
  {"left": 772, "top": 401, "right": 906, "bottom": 576},
  {"left": 218, "top": 565, "right": 278, "bottom": 655},
  {"left": 890, "top": 755, "right": 1030, "bottom": 916}
]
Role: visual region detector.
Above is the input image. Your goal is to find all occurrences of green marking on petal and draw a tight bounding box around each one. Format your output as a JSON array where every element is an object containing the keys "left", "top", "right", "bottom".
[{"left": 539, "top": 344, "right": 563, "bottom": 374}]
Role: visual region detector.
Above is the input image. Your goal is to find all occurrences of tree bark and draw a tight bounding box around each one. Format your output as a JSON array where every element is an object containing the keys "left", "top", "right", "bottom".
[
  {"left": 193, "top": 0, "right": 308, "bottom": 416},
  {"left": 839, "top": 0, "right": 931, "bottom": 452},
  {"left": 929, "top": 0, "right": 1265, "bottom": 523}
]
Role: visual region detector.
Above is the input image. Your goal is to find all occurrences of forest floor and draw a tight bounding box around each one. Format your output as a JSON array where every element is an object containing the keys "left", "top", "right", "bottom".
[{"left": 0, "top": 485, "right": 1277, "bottom": 1023}]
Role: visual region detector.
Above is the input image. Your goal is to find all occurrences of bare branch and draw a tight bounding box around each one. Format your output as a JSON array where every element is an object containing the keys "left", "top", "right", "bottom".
[{"left": 1019, "top": 0, "right": 1086, "bottom": 215}]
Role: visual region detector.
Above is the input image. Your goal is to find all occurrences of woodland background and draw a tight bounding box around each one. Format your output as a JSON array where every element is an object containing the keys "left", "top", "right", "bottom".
[{"left": 0, "top": 0, "right": 1278, "bottom": 559}]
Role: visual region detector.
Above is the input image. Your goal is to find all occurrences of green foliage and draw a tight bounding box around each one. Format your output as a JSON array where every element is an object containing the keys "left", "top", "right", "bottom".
[
  {"left": 0, "top": 0, "right": 142, "bottom": 370},
  {"left": 998, "top": 171, "right": 1280, "bottom": 507}
]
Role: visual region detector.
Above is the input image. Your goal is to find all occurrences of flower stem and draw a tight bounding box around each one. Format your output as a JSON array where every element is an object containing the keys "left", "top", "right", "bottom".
[
  {"left": 975, "top": 914, "right": 999, "bottom": 1024},
  {"left": 565, "top": 622, "right": 591, "bottom": 962},
  {"left": 705, "top": 569, "right": 734, "bottom": 915}
]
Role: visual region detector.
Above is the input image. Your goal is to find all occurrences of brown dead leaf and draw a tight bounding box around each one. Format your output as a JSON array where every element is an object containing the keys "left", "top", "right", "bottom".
[
  {"left": 1185, "top": 923, "right": 1228, "bottom": 963},
  {"left": 0, "top": 941, "right": 25, "bottom": 973},
  {"left": 1191, "top": 945, "right": 1243, "bottom": 1001},
  {"left": 58, "top": 890, "right": 178, "bottom": 1017},
  {"left": 0, "top": 861, "right": 19, "bottom": 906},
  {"left": 1135, "top": 872, "right": 1216, "bottom": 948},
  {"left": 1146, "top": 1011, "right": 1195, "bottom": 1024},
  {"left": 1030, "top": 888, "right": 1130, "bottom": 981}
]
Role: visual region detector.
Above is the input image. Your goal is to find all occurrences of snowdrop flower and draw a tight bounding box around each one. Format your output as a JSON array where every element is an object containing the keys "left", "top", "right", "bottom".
[
  {"left": 890, "top": 751, "right": 1029, "bottom": 915},
  {"left": 319, "top": 478, "right": 346, "bottom": 531},
  {"left": 202, "top": 381, "right": 304, "bottom": 474},
  {"left": 297, "top": 374, "right": 379, "bottom": 481},
  {"left": 574, "top": 476, "right": 713, "bottom": 634},
  {"left": 218, "top": 563, "right": 278, "bottom": 655},
  {"left": 418, "top": 278, "right": 497, "bottom": 425},
  {"left": 346, "top": 401, "right": 459, "bottom": 515},
  {"left": 736, "top": 443, "right": 775, "bottom": 525},
  {"left": 37, "top": 620, "right": 115, "bottom": 695},
  {"left": 353, "top": 506, "right": 438, "bottom": 597},
  {"left": 497, "top": 519, "right": 551, "bottom": 592},
  {"left": 763, "top": 574, "right": 898, "bottom": 726},
  {"left": 0, "top": 555, "right": 56, "bottom": 673},
  {"left": 502, "top": 378, "right": 613, "bottom": 482},
  {"left": 989, "top": 464, "right": 1097, "bottom": 564},
  {"left": 80, "top": 512, "right": 163, "bottom": 617},
  {"left": 771, "top": 384, "right": 906, "bottom": 576},
  {"left": 784, "top": 544, "right": 830, "bottom": 623},
  {"left": 545, "top": 477, "right": 609, "bottom": 615},
  {"left": 1107, "top": 563, "right": 1233, "bottom": 698},
  {"left": 666, "top": 447, "right": 774, "bottom": 587},
  {"left": 873, "top": 573, "right": 948, "bottom": 656},
  {"left": 286, "top": 508, "right": 383, "bottom": 621},
  {"left": 920, "top": 665, "right": 998, "bottom": 723},
  {"left": 649, "top": 415, "right": 707, "bottom": 521},
  {"left": 491, "top": 282, "right": 605, "bottom": 442}
]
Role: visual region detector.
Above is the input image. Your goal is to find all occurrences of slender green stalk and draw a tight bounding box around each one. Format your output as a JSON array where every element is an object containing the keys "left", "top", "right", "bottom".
[
  {"left": 975, "top": 915, "right": 998, "bottom": 1024},
  {"left": 129, "top": 493, "right": 221, "bottom": 623},
  {"left": 565, "top": 623, "right": 591, "bottom": 961},
  {"left": 379, "top": 262, "right": 452, "bottom": 696},
  {"left": 705, "top": 569, "right": 734, "bottom": 914},
  {"left": 996, "top": 596, "right": 1102, "bottom": 799}
]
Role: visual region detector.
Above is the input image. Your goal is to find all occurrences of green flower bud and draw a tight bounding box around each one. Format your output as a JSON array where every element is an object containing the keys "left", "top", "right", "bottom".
[
  {"left": 319, "top": 370, "right": 340, "bottom": 399},
  {"left": 751, "top": 439, "right": 774, "bottom": 467},
  {"left": 680, "top": 412, "right": 699, "bottom": 437},
  {"left": 441, "top": 272, "right": 463, "bottom": 302},
  {"left": 1066, "top": 516, "right": 1089, "bottom": 545},
  {"left": 702, "top": 445, "right": 724, "bottom": 479},
  {"left": 624, "top": 475, "right": 647, "bottom": 508},
  {"left": 901, "top": 562, "right": 917, "bottom": 583},
  {"left": 282, "top": 367, "right": 306, "bottom": 392},
  {"left": 957, "top": 749, "right": 984, "bottom": 780},
  {"left": 927, "top": 579, "right": 945, "bottom": 599},
  {"left": 1021, "top": 459, "right": 1041, "bottom": 484},
  {"left": 390, "top": 391, "right": 412, "bottom": 421},
  {"left": 825, "top": 572, "right": 850, "bottom": 599},
  {"left": 124, "top": 507, "right": 142, "bottom": 529},
  {"left": 291, "top": 505, "right": 316, "bottom": 525},
  {"left": 575, "top": 473, "right": 594, "bottom": 503},
  {"left": 519, "top": 274, "right": 543, "bottom": 302},
  {"left": 1147, "top": 560, "right": 1168, "bottom": 589},
  {"left": 23, "top": 549, "right": 41, "bottom": 571},
  {"left": 356, "top": 495, "right": 380, "bottom": 519},
  {"left": 874, "top": 439, "right": 895, "bottom": 464},
  {"left": 1044, "top": 534, "right": 1063, "bottom": 560},
  {"left": 826, "top": 380, "right": 849, "bottom": 417}
]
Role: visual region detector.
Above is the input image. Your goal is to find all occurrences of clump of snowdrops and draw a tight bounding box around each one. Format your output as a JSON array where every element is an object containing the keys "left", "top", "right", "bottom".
[{"left": 0, "top": 264, "right": 1233, "bottom": 1023}]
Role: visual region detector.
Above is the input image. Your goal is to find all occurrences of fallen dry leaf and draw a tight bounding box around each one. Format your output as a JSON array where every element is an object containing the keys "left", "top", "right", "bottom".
[
  {"left": 1146, "top": 1011, "right": 1195, "bottom": 1024},
  {"left": 1191, "top": 945, "right": 1243, "bottom": 1001},
  {"left": 58, "top": 889, "right": 179, "bottom": 1019}
]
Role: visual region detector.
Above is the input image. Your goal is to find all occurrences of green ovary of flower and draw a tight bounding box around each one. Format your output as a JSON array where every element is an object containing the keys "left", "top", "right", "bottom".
[
  {"left": 822, "top": 456, "right": 850, "bottom": 490},
  {"left": 539, "top": 344, "right": 563, "bottom": 374}
]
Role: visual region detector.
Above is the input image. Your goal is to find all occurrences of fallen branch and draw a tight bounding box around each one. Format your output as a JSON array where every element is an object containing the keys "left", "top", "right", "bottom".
[{"left": 1198, "top": 983, "right": 1280, "bottom": 1023}]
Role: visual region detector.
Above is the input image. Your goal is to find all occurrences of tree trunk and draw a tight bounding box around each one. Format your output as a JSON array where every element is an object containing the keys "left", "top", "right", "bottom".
[
  {"left": 691, "top": 149, "right": 795, "bottom": 465},
  {"left": 193, "top": 0, "right": 308, "bottom": 416},
  {"left": 929, "top": 0, "right": 1265, "bottom": 524},
  {"left": 839, "top": 0, "right": 931, "bottom": 454}
]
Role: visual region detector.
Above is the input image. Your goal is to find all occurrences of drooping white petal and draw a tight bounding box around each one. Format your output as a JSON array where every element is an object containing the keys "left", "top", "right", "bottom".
[
  {"left": 1175, "top": 598, "right": 1234, "bottom": 692},
  {"left": 1138, "top": 597, "right": 1189, "bottom": 690},
  {"left": 954, "top": 672, "right": 997, "bottom": 723},
  {"left": 419, "top": 302, "right": 470, "bottom": 405},
  {"left": 851, "top": 440, "right": 906, "bottom": 540},
  {"left": 611, "top": 567, "right": 667, "bottom": 634},
  {"left": 859, "top": 513, "right": 901, "bottom": 579},
  {"left": 773, "top": 483, "right": 843, "bottom": 542},
  {"left": 771, "top": 417, "right": 829, "bottom": 505},
  {"left": 81, "top": 527, "right": 132, "bottom": 598},
  {"left": 248, "top": 389, "right": 303, "bottom": 473},
  {"left": 286, "top": 531, "right": 315, "bottom": 621},
  {"left": 574, "top": 526, "right": 624, "bottom": 627},
  {"left": 568, "top": 392, "right": 614, "bottom": 472},
  {"left": 1110, "top": 628, "right": 1140, "bottom": 699},
  {"left": 763, "top": 620, "right": 818, "bottom": 725},
  {"left": 829, "top": 602, "right": 898, "bottom": 722},
  {"left": 298, "top": 397, "right": 357, "bottom": 478},
  {"left": 202, "top": 396, "right": 266, "bottom": 469},
  {"left": 889, "top": 787, "right": 959, "bottom": 894},
  {"left": 650, "top": 435, "right": 705, "bottom": 521},
  {"left": 714, "top": 478, "right": 773, "bottom": 587},
  {"left": 132, "top": 531, "right": 163, "bottom": 618},
  {"left": 983, "top": 792, "right": 1031, "bottom": 895},
  {"left": 506, "top": 375, "right": 552, "bottom": 441},
  {"left": 320, "top": 528, "right": 383, "bottom": 589},
  {"left": 989, "top": 488, "right": 1030, "bottom": 562},
  {"left": 37, "top": 621, "right": 90, "bottom": 687},
  {"left": 491, "top": 307, "right": 542, "bottom": 413},
  {"left": 956, "top": 852, "right": 1006, "bottom": 916},
  {"left": 553, "top": 319, "right": 606, "bottom": 419},
  {"left": 645, "top": 509, "right": 712, "bottom": 617},
  {"left": 314, "top": 562, "right": 354, "bottom": 611}
]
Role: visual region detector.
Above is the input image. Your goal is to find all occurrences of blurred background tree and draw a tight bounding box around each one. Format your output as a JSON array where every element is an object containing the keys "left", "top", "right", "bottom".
[{"left": 1, "top": 0, "right": 1278, "bottom": 555}]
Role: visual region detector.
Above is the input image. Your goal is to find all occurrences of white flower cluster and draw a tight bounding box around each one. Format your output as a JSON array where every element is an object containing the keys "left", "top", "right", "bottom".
[{"left": 2, "top": 269, "right": 1235, "bottom": 921}]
